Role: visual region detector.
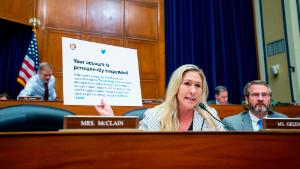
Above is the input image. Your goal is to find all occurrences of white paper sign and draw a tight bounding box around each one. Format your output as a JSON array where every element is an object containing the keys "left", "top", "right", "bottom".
[{"left": 62, "top": 37, "right": 142, "bottom": 106}]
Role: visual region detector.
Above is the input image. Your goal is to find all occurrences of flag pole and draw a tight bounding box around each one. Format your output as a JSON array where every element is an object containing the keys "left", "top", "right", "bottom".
[{"left": 17, "top": 17, "right": 41, "bottom": 87}]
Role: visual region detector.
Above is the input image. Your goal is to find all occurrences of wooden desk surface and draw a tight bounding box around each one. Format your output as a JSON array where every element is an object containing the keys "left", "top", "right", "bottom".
[
  {"left": 0, "top": 131, "right": 299, "bottom": 169},
  {"left": 0, "top": 100, "right": 158, "bottom": 116},
  {"left": 1, "top": 100, "right": 300, "bottom": 118}
]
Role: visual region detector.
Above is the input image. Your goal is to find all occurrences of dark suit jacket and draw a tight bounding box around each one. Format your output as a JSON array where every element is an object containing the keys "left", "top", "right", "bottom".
[
  {"left": 222, "top": 111, "right": 288, "bottom": 131},
  {"left": 207, "top": 100, "right": 217, "bottom": 104}
]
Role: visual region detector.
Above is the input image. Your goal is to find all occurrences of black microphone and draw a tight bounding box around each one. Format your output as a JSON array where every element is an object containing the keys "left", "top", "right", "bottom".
[{"left": 199, "top": 103, "right": 235, "bottom": 131}]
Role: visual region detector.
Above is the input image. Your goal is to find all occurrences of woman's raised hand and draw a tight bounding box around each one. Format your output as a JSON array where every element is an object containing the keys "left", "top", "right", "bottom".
[{"left": 95, "top": 98, "right": 114, "bottom": 116}]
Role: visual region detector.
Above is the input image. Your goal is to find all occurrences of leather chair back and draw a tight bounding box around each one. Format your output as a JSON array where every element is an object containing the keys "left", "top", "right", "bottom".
[
  {"left": 0, "top": 104, "right": 74, "bottom": 131},
  {"left": 123, "top": 108, "right": 147, "bottom": 121}
]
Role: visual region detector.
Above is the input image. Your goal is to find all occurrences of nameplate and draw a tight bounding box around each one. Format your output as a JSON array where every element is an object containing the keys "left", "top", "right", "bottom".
[
  {"left": 263, "top": 118, "right": 300, "bottom": 129},
  {"left": 18, "top": 96, "right": 42, "bottom": 101},
  {"left": 63, "top": 116, "right": 139, "bottom": 129}
]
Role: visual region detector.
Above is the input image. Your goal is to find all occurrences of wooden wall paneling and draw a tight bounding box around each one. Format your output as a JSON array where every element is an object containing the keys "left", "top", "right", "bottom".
[
  {"left": 124, "top": 39, "right": 158, "bottom": 79},
  {"left": 158, "top": 0, "right": 165, "bottom": 99},
  {"left": 86, "top": 34, "right": 124, "bottom": 47},
  {"left": 53, "top": 72, "right": 63, "bottom": 99},
  {"left": 86, "top": 0, "right": 124, "bottom": 36},
  {"left": 140, "top": 80, "right": 159, "bottom": 98},
  {"left": 42, "top": 30, "right": 83, "bottom": 99},
  {"left": 0, "top": 0, "right": 35, "bottom": 25},
  {"left": 36, "top": 0, "right": 45, "bottom": 57},
  {"left": 36, "top": 0, "right": 165, "bottom": 100},
  {"left": 35, "top": 28, "right": 42, "bottom": 60},
  {"left": 158, "top": 0, "right": 164, "bottom": 41},
  {"left": 42, "top": 30, "right": 83, "bottom": 72},
  {"left": 158, "top": 41, "right": 165, "bottom": 99},
  {"left": 44, "top": 0, "right": 85, "bottom": 31},
  {"left": 125, "top": 1, "right": 158, "bottom": 40}
]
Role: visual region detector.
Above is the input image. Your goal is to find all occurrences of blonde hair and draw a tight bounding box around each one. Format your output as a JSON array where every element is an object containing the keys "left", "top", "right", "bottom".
[{"left": 155, "top": 64, "right": 217, "bottom": 131}]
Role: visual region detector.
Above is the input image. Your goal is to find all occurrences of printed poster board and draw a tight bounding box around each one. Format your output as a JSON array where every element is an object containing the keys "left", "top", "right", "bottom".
[{"left": 62, "top": 37, "right": 142, "bottom": 106}]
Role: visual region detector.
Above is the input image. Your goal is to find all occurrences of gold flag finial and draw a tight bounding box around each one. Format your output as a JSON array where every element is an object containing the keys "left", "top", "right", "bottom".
[{"left": 29, "top": 17, "right": 41, "bottom": 32}]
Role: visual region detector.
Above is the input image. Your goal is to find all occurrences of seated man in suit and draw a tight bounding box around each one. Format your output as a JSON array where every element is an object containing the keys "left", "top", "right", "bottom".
[
  {"left": 207, "top": 86, "right": 230, "bottom": 105},
  {"left": 18, "top": 62, "right": 57, "bottom": 101},
  {"left": 222, "top": 80, "right": 287, "bottom": 131}
]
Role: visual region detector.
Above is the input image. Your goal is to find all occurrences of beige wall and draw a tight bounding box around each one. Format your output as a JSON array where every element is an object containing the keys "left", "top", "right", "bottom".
[
  {"left": 259, "top": 0, "right": 292, "bottom": 102},
  {"left": 285, "top": 0, "right": 300, "bottom": 102},
  {"left": 255, "top": 0, "right": 300, "bottom": 103}
]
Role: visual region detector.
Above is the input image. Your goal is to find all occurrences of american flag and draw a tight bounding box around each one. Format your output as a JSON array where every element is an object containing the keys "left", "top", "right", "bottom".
[{"left": 17, "top": 31, "right": 39, "bottom": 86}]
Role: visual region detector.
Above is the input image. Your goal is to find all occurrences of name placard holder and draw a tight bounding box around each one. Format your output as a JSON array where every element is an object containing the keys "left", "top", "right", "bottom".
[
  {"left": 17, "top": 96, "right": 42, "bottom": 101},
  {"left": 263, "top": 118, "right": 300, "bottom": 129},
  {"left": 63, "top": 116, "right": 139, "bottom": 129}
]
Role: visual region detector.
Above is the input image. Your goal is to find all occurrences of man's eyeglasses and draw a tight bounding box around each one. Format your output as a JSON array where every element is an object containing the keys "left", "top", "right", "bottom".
[{"left": 249, "top": 93, "right": 270, "bottom": 98}]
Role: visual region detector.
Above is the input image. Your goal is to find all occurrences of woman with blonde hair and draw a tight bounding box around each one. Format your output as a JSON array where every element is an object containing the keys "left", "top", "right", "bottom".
[{"left": 96, "top": 64, "right": 224, "bottom": 131}]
